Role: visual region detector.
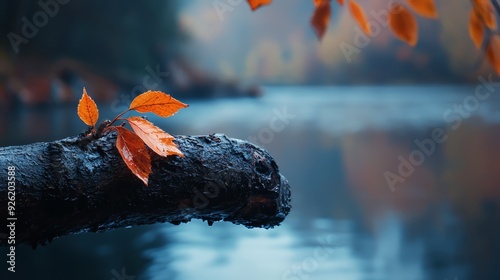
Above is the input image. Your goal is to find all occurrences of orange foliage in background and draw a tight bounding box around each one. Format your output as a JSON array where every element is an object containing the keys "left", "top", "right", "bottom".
[
  {"left": 470, "top": 0, "right": 500, "bottom": 74},
  {"left": 247, "top": 0, "right": 273, "bottom": 11},
  {"left": 311, "top": 0, "right": 331, "bottom": 39},
  {"left": 247, "top": 0, "right": 500, "bottom": 75},
  {"left": 348, "top": 0, "right": 371, "bottom": 36},
  {"left": 469, "top": 9, "right": 484, "bottom": 49},
  {"left": 388, "top": 4, "right": 418, "bottom": 47},
  {"left": 247, "top": 0, "right": 437, "bottom": 43},
  {"left": 406, "top": 0, "right": 438, "bottom": 19}
]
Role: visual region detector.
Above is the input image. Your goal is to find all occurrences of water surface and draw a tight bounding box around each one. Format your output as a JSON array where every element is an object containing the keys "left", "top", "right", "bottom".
[{"left": 1, "top": 85, "right": 499, "bottom": 280}]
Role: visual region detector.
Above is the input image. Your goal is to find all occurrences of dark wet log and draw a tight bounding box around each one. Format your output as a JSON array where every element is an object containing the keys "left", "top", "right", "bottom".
[{"left": 0, "top": 133, "right": 291, "bottom": 247}]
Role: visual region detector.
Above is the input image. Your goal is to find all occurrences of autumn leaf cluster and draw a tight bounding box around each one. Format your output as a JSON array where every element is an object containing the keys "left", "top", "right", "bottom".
[
  {"left": 248, "top": 0, "right": 500, "bottom": 74},
  {"left": 77, "top": 88, "right": 188, "bottom": 186},
  {"left": 247, "top": 0, "right": 438, "bottom": 44},
  {"left": 469, "top": 0, "right": 500, "bottom": 74}
]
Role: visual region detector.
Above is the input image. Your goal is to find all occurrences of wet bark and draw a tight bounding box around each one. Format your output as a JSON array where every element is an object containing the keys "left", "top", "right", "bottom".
[{"left": 0, "top": 133, "right": 291, "bottom": 248}]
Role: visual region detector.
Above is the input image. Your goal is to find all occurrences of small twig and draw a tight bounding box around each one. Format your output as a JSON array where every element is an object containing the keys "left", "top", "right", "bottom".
[
  {"left": 108, "top": 109, "right": 130, "bottom": 127},
  {"left": 95, "top": 120, "right": 112, "bottom": 138}
]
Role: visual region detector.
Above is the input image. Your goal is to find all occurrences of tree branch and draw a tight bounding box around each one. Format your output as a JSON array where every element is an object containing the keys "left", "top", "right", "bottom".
[{"left": 0, "top": 133, "right": 291, "bottom": 248}]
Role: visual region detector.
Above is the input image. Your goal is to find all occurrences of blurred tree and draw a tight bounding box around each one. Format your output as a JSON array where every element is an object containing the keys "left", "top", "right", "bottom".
[
  {"left": 0, "top": 0, "right": 186, "bottom": 104},
  {"left": 1, "top": 0, "right": 183, "bottom": 78}
]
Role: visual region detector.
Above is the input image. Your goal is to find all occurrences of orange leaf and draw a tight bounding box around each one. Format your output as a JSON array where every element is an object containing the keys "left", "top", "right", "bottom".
[
  {"left": 406, "top": 0, "right": 438, "bottom": 19},
  {"left": 77, "top": 88, "right": 99, "bottom": 127},
  {"left": 114, "top": 126, "right": 152, "bottom": 186},
  {"left": 473, "top": 0, "right": 497, "bottom": 30},
  {"left": 469, "top": 9, "right": 484, "bottom": 49},
  {"left": 311, "top": 1, "right": 331, "bottom": 40},
  {"left": 247, "top": 0, "right": 272, "bottom": 10},
  {"left": 312, "top": 0, "right": 342, "bottom": 7},
  {"left": 388, "top": 4, "right": 419, "bottom": 46},
  {"left": 348, "top": 0, "right": 371, "bottom": 35},
  {"left": 129, "top": 91, "right": 188, "bottom": 118},
  {"left": 487, "top": 35, "right": 500, "bottom": 75},
  {"left": 127, "top": 116, "right": 184, "bottom": 158},
  {"left": 312, "top": 0, "right": 329, "bottom": 6}
]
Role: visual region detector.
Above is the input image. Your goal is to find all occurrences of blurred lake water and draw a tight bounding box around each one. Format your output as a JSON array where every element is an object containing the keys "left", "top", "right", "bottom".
[{"left": 1, "top": 85, "right": 500, "bottom": 280}]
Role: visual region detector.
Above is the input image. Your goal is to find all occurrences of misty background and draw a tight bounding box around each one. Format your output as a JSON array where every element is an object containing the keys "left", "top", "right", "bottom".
[{"left": 1, "top": 1, "right": 500, "bottom": 280}]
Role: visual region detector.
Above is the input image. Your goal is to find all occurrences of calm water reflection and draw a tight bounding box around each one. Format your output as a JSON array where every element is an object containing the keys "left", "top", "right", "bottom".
[{"left": 1, "top": 86, "right": 499, "bottom": 280}]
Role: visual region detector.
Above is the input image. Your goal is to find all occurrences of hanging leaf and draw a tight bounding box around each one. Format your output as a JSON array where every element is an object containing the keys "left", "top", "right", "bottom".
[
  {"left": 348, "top": 0, "right": 371, "bottom": 35},
  {"left": 469, "top": 9, "right": 484, "bottom": 49},
  {"left": 487, "top": 35, "right": 500, "bottom": 75},
  {"left": 312, "top": 0, "right": 329, "bottom": 6},
  {"left": 77, "top": 88, "right": 99, "bottom": 127},
  {"left": 311, "top": 0, "right": 342, "bottom": 7},
  {"left": 129, "top": 91, "right": 188, "bottom": 118},
  {"left": 127, "top": 116, "right": 184, "bottom": 158},
  {"left": 473, "top": 0, "right": 497, "bottom": 30},
  {"left": 406, "top": 0, "right": 438, "bottom": 19},
  {"left": 388, "top": 4, "right": 419, "bottom": 46},
  {"left": 311, "top": 0, "right": 331, "bottom": 40},
  {"left": 247, "top": 0, "right": 272, "bottom": 11},
  {"left": 114, "top": 126, "right": 152, "bottom": 186}
]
